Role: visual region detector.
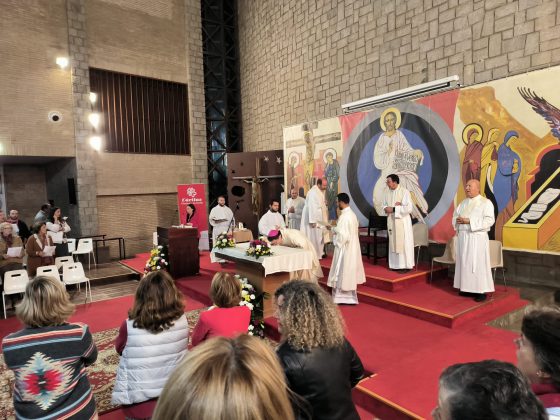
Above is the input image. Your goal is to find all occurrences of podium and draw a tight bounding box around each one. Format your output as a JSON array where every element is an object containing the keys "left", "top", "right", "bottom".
[{"left": 157, "top": 227, "right": 199, "bottom": 278}]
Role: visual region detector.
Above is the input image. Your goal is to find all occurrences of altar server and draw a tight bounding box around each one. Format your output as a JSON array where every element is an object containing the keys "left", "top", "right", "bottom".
[
  {"left": 453, "top": 179, "right": 495, "bottom": 302},
  {"left": 286, "top": 188, "right": 306, "bottom": 230},
  {"left": 209, "top": 196, "right": 234, "bottom": 263},
  {"left": 382, "top": 174, "right": 415, "bottom": 273},
  {"left": 258, "top": 199, "right": 285, "bottom": 236},
  {"left": 300, "top": 178, "right": 329, "bottom": 259},
  {"left": 327, "top": 193, "right": 365, "bottom": 304}
]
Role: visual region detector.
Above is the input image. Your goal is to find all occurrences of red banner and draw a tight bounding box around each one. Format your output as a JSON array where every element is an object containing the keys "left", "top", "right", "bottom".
[{"left": 177, "top": 184, "right": 208, "bottom": 232}]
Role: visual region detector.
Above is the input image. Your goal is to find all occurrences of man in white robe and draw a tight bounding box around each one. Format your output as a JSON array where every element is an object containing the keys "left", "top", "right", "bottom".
[
  {"left": 453, "top": 179, "right": 495, "bottom": 302},
  {"left": 267, "top": 228, "right": 323, "bottom": 283},
  {"left": 327, "top": 193, "right": 366, "bottom": 304},
  {"left": 382, "top": 174, "right": 415, "bottom": 272},
  {"left": 285, "top": 188, "right": 306, "bottom": 230},
  {"left": 258, "top": 199, "right": 285, "bottom": 236},
  {"left": 209, "top": 195, "right": 234, "bottom": 263},
  {"left": 300, "top": 178, "right": 328, "bottom": 259}
]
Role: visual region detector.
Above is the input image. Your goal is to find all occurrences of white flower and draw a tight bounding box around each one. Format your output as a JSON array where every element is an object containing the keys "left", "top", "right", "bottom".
[
  {"left": 157, "top": 265, "right": 161, "bottom": 269},
  {"left": 250, "top": 294, "right": 255, "bottom": 300},
  {"left": 248, "top": 331, "right": 254, "bottom": 336},
  {"left": 161, "top": 259, "right": 166, "bottom": 263},
  {"left": 222, "top": 238, "right": 227, "bottom": 243},
  {"left": 158, "top": 245, "right": 163, "bottom": 249},
  {"left": 241, "top": 290, "right": 248, "bottom": 296},
  {"left": 240, "top": 301, "right": 247, "bottom": 306},
  {"left": 248, "top": 324, "right": 254, "bottom": 330},
  {"left": 222, "top": 231, "right": 227, "bottom": 235},
  {"left": 247, "top": 303, "right": 254, "bottom": 311},
  {"left": 256, "top": 245, "right": 262, "bottom": 250}
]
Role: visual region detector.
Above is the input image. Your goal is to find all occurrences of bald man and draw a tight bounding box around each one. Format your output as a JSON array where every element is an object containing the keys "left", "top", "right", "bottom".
[{"left": 452, "top": 179, "right": 495, "bottom": 302}]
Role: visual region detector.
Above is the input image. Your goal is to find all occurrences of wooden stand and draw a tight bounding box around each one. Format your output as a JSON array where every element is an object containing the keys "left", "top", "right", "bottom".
[{"left": 157, "top": 227, "right": 200, "bottom": 278}]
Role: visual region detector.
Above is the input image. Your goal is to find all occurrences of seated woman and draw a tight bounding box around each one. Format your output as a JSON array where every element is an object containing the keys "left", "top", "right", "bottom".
[
  {"left": 191, "top": 272, "right": 250, "bottom": 346},
  {"left": 0, "top": 222, "right": 24, "bottom": 284},
  {"left": 274, "top": 280, "right": 364, "bottom": 420},
  {"left": 516, "top": 306, "right": 560, "bottom": 418},
  {"left": 46, "top": 207, "right": 71, "bottom": 257},
  {"left": 153, "top": 335, "right": 295, "bottom": 420},
  {"left": 112, "top": 270, "right": 188, "bottom": 420},
  {"left": 25, "top": 222, "right": 55, "bottom": 276},
  {"left": 2, "top": 276, "right": 98, "bottom": 419}
]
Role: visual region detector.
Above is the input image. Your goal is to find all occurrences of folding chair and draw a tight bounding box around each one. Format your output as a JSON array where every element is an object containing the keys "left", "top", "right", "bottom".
[
  {"left": 72, "top": 238, "right": 96, "bottom": 270},
  {"left": 3, "top": 269, "right": 29, "bottom": 318},
  {"left": 55, "top": 256, "right": 73, "bottom": 270},
  {"left": 36, "top": 265, "right": 62, "bottom": 282},
  {"left": 62, "top": 262, "right": 92, "bottom": 302}
]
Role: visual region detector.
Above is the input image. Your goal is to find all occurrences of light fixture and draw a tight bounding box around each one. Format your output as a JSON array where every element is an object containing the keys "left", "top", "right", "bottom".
[
  {"left": 89, "top": 136, "right": 102, "bottom": 151},
  {"left": 88, "top": 113, "right": 100, "bottom": 128},
  {"left": 55, "top": 56, "right": 69, "bottom": 69},
  {"left": 89, "top": 92, "right": 98, "bottom": 104},
  {"left": 342, "top": 75, "right": 460, "bottom": 113}
]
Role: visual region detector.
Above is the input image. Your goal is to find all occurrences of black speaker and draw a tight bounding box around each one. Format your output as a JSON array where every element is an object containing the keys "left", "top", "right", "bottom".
[{"left": 67, "top": 178, "right": 77, "bottom": 205}]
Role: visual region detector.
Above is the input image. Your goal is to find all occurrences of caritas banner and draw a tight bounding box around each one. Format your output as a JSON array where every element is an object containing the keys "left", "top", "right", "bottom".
[{"left": 177, "top": 184, "right": 209, "bottom": 250}]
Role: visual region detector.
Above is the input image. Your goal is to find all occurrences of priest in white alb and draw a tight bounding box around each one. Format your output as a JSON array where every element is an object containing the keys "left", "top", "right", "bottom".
[
  {"left": 209, "top": 195, "right": 234, "bottom": 263},
  {"left": 382, "top": 174, "right": 415, "bottom": 273},
  {"left": 453, "top": 179, "right": 495, "bottom": 302},
  {"left": 300, "top": 178, "right": 328, "bottom": 259},
  {"left": 285, "top": 188, "right": 306, "bottom": 230},
  {"left": 327, "top": 193, "right": 365, "bottom": 304},
  {"left": 258, "top": 199, "right": 285, "bottom": 236},
  {"left": 267, "top": 228, "right": 323, "bottom": 283}
]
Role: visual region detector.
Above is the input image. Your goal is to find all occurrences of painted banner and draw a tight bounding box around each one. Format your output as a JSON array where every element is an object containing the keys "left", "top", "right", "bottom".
[
  {"left": 177, "top": 184, "right": 209, "bottom": 250},
  {"left": 284, "top": 66, "right": 560, "bottom": 253}
]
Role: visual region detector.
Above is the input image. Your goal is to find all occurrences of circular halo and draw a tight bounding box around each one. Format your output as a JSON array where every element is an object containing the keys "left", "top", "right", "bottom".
[
  {"left": 323, "top": 148, "right": 337, "bottom": 163},
  {"left": 462, "top": 123, "right": 483, "bottom": 145},
  {"left": 380, "top": 107, "right": 402, "bottom": 131},
  {"left": 288, "top": 152, "right": 300, "bottom": 166}
]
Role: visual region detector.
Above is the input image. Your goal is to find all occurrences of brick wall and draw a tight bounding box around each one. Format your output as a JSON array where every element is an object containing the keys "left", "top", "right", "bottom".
[
  {"left": 4, "top": 165, "right": 48, "bottom": 224},
  {"left": 237, "top": 0, "right": 560, "bottom": 151}
]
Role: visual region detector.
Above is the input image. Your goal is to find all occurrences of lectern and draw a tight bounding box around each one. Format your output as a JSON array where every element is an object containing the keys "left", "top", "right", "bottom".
[{"left": 157, "top": 227, "right": 199, "bottom": 278}]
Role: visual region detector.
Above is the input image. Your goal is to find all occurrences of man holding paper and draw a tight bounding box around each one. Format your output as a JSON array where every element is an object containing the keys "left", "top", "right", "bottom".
[
  {"left": 0, "top": 222, "right": 24, "bottom": 286},
  {"left": 209, "top": 196, "right": 234, "bottom": 263},
  {"left": 25, "top": 222, "right": 55, "bottom": 276}
]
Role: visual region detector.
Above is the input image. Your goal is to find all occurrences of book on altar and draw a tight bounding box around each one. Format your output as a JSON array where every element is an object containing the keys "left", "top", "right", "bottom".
[
  {"left": 7, "top": 247, "right": 22, "bottom": 257},
  {"left": 43, "top": 246, "right": 57, "bottom": 257}
]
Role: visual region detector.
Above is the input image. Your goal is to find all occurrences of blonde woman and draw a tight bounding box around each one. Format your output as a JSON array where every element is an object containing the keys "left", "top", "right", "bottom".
[
  {"left": 2, "top": 276, "right": 98, "bottom": 419},
  {"left": 274, "top": 280, "right": 364, "bottom": 420},
  {"left": 153, "top": 335, "right": 295, "bottom": 420}
]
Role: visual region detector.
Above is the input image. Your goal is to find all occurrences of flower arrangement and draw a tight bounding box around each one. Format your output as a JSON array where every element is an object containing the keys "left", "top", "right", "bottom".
[
  {"left": 213, "top": 231, "right": 236, "bottom": 249},
  {"left": 237, "top": 275, "right": 265, "bottom": 338},
  {"left": 144, "top": 244, "right": 169, "bottom": 274},
  {"left": 245, "top": 237, "right": 273, "bottom": 259}
]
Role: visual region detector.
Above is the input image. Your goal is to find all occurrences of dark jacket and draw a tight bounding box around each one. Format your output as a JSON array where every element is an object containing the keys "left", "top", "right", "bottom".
[{"left": 277, "top": 338, "right": 364, "bottom": 420}]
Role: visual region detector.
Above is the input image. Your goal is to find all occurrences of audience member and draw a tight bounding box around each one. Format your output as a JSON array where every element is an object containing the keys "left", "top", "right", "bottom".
[
  {"left": 0, "top": 210, "right": 6, "bottom": 223},
  {"left": 46, "top": 207, "right": 71, "bottom": 256},
  {"left": 191, "top": 272, "right": 250, "bottom": 346},
  {"left": 274, "top": 280, "right": 364, "bottom": 420},
  {"left": 1, "top": 276, "right": 98, "bottom": 419},
  {"left": 516, "top": 306, "right": 560, "bottom": 418},
  {"left": 34, "top": 203, "right": 51, "bottom": 223},
  {"left": 0, "top": 222, "right": 24, "bottom": 285},
  {"left": 112, "top": 270, "right": 188, "bottom": 419},
  {"left": 25, "top": 222, "right": 55, "bottom": 276},
  {"left": 153, "top": 335, "right": 295, "bottom": 420},
  {"left": 433, "top": 360, "right": 546, "bottom": 420},
  {"left": 7, "top": 209, "right": 31, "bottom": 241}
]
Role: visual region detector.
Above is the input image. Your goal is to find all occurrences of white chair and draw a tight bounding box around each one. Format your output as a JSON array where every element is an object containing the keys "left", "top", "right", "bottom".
[
  {"left": 430, "top": 236, "right": 457, "bottom": 283},
  {"left": 72, "top": 238, "right": 96, "bottom": 270},
  {"left": 55, "top": 256, "right": 74, "bottom": 270},
  {"left": 36, "top": 265, "right": 62, "bottom": 282},
  {"left": 489, "top": 239, "right": 507, "bottom": 290},
  {"left": 412, "top": 222, "right": 429, "bottom": 267},
  {"left": 3, "top": 269, "right": 29, "bottom": 318},
  {"left": 62, "top": 262, "right": 92, "bottom": 302},
  {"left": 67, "top": 238, "right": 77, "bottom": 254}
]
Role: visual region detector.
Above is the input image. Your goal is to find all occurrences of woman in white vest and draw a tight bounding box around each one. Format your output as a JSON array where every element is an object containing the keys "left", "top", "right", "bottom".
[{"left": 112, "top": 270, "right": 188, "bottom": 419}]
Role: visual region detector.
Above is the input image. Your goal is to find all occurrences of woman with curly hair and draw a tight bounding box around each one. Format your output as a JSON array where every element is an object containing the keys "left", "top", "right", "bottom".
[
  {"left": 516, "top": 306, "right": 560, "bottom": 417},
  {"left": 112, "top": 270, "right": 188, "bottom": 420},
  {"left": 274, "top": 280, "right": 364, "bottom": 420}
]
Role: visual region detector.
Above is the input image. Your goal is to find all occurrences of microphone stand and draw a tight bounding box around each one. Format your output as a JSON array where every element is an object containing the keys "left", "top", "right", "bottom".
[{"left": 227, "top": 203, "right": 238, "bottom": 236}]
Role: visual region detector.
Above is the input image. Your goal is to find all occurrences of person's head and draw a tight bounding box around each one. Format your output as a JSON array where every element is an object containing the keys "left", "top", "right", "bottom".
[
  {"left": 386, "top": 174, "right": 400, "bottom": 190},
  {"left": 0, "top": 222, "right": 14, "bottom": 238},
  {"left": 384, "top": 111, "right": 397, "bottom": 132},
  {"left": 129, "top": 270, "right": 185, "bottom": 334},
  {"left": 267, "top": 230, "right": 283, "bottom": 245},
  {"left": 153, "top": 335, "right": 295, "bottom": 420},
  {"left": 9, "top": 209, "right": 19, "bottom": 220},
  {"left": 49, "top": 207, "right": 61, "bottom": 222},
  {"left": 274, "top": 280, "right": 345, "bottom": 351},
  {"left": 16, "top": 276, "right": 75, "bottom": 328},
  {"left": 32, "top": 221, "right": 47, "bottom": 235},
  {"left": 467, "top": 128, "right": 479, "bottom": 143},
  {"left": 269, "top": 199, "right": 280, "bottom": 213},
  {"left": 337, "top": 192, "right": 350, "bottom": 210},
  {"left": 505, "top": 130, "right": 519, "bottom": 145},
  {"left": 41, "top": 203, "right": 50, "bottom": 212},
  {"left": 317, "top": 177, "right": 327, "bottom": 191},
  {"left": 517, "top": 306, "right": 560, "bottom": 388},
  {"left": 326, "top": 152, "right": 333, "bottom": 163},
  {"left": 465, "top": 179, "right": 480, "bottom": 198},
  {"left": 186, "top": 204, "right": 196, "bottom": 216},
  {"left": 210, "top": 272, "right": 242, "bottom": 308},
  {"left": 290, "top": 189, "right": 298, "bottom": 199},
  {"left": 0, "top": 211, "right": 5, "bottom": 223},
  {"left": 434, "top": 360, "right": 546, "bottom": 420},
  {"left": 217, "top": 196, "right": 226, "bottom": 206}
]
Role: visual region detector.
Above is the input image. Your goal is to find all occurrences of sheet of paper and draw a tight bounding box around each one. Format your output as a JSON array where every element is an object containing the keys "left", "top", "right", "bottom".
[
  {"left": 7, "top": 247, "right": 22, "bottom": 257},
  {"left": 43, "top": 246, "right": 57, "bottom": 257},
  {"left": 49, "top": 231, "right": 64, "bottom": 243}
]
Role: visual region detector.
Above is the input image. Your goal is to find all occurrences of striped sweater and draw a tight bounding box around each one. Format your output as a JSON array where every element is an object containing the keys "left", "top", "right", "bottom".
[{"left": 2, "top": 322, "right": 98, "bottom": 419}]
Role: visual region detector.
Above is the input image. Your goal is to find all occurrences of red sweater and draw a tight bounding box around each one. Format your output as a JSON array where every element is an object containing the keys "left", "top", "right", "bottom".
[{"left": 191, "top": 306, "right": 251, "bottom": 346}]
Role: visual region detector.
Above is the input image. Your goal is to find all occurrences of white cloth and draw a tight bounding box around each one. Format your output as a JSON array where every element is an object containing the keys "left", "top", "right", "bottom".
[
  {"left": 300, "top": 185, "right": 328, "bottom": 258},
  {"left": 46, "top": 221, "right": 71, "bottom": 244},
  {"left": 328, "top": 207, "right": 365, "bottom": 303},
  {"left": 209, "top": 204, "right": 234, "bottom": 263},
  {"left": 452, "top": 195, "right": 495, "bottom": 293},
  {"left": 111, "top": 314, "right": 189, "bottom": 405},
  {"left": 258, "top": 210, "right": 285, "bottom": 236},
  {"left": 286, "top": 196, "right": 306, "bottom": 230},
  {"left": 382, "top": 186, "right": 415, "bottom": 269},
  {"left": 278, "top": 228, "right": 323, "bottom": 282}
]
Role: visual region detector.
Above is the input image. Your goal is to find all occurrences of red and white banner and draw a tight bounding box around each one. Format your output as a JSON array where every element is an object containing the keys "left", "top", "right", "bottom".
[{"left": 177, "top": 184, "right": 209, "bottom": 249}]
